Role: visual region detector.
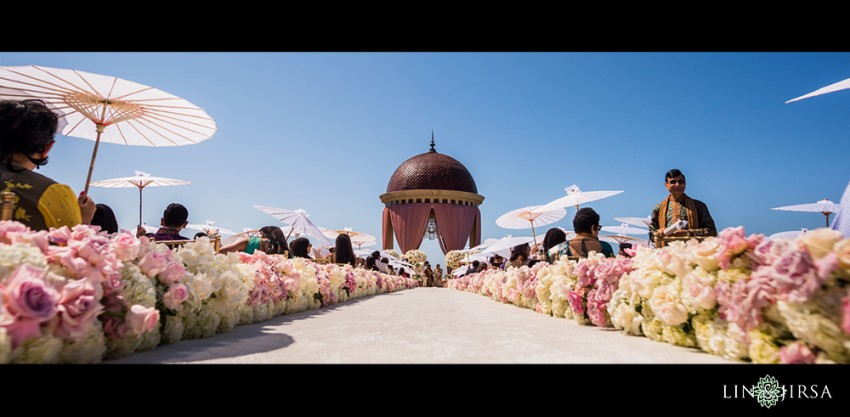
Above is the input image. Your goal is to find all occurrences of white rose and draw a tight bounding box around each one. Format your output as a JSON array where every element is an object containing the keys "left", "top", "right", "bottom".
[{"left": 649, "top": 285, "right": 688, "bottom": 326}]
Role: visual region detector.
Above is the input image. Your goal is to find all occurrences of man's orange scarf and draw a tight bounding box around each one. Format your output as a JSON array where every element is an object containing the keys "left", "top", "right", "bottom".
[{"left": 657, "top": 194, "right": 699, "bottom": 230}]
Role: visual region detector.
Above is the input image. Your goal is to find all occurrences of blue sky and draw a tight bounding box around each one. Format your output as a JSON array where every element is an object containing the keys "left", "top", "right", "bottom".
[{"left": 2, "top": 52, "right": 849, "bottom": 264}]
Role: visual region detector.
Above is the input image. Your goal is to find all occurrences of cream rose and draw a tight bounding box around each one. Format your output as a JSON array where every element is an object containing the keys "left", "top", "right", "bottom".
[{"left": 800, "top": 228, "right": 843, "bottom": 260}]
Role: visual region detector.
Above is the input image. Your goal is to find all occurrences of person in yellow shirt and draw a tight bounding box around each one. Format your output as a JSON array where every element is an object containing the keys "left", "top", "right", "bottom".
[{"left": 0, "top": 100, "right": 95, "bottom": 229}]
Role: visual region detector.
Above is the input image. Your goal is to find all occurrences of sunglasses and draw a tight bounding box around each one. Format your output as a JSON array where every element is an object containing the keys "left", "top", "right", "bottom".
[{"left": 667, "top": 179, "right": 686, "bottom": 185}]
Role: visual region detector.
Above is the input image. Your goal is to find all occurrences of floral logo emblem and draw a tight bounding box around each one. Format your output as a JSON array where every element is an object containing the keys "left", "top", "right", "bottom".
[{"left": 753, "top": 374, "right": 782, "bottom": 409}]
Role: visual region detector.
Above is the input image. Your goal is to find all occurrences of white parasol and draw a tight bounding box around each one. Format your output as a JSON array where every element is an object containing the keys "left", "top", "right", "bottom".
[
  {"left": 539, "top": 184, "right": 623, "bottom": 212},
  {"left": 771, "top": 198, "right": 841, "bottom": 227},
  {"left": 89, "top": 170, "right": 189, "bottom": 226},
  {"left": 0, "top": 65, "right": 216, "bottom": 194}
]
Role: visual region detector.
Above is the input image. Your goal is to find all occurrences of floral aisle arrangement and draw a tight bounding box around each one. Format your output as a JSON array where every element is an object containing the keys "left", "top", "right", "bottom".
[
  {"left": 0, "top": 221, "right": 417, "bottom": 363},
  {"left": 450, "top": 226, "right": 850, "bottom": 364},
  {"left": 404, "top": 249, "right": 427, "bottom": 265},
  {"left": 444, "top": 250, "right": 466, "bottom": 270},
  {"left": 0, "top": 222, "right": 159, "bottom": 363}
]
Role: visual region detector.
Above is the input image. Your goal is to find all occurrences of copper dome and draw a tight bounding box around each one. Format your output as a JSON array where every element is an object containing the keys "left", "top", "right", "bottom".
[{"left": 387, "top": 151, "right": 478, "bottom": 193}]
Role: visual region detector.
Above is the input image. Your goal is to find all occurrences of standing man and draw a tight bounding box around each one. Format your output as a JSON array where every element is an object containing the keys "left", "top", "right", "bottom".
[{"left": 650, "top": 169, "right": 717, "bottom": 240}]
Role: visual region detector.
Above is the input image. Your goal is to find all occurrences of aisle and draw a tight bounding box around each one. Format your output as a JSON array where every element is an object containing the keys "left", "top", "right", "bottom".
[{"left": 109, "top": 288, "right": 732, "bottom": 364}]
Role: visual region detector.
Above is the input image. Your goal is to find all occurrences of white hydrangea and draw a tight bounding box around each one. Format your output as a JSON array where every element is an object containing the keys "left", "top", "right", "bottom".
[
  {"left": 161, "top": 315, "right": 184, "bottom": 345},
  {"left": 121, "top": 264, "right": 157, "bottom": 307},
  {"left": 661, "top": 324, "right": 696, "bottom": 348},
  {"left": 0, "top": 243, "right": 48, "bottom": 280},
  {"left": 11, "top": 335, "right": 63, "bottom": 364},
  {"left": 137, "top": 323, "right": 161, "bottom": 352},
  {"left": 610, "top": 302, "right": 643, "bottom": 336},
  {"left": 693, "top": 316, "right": 748, "bottom": 361},
  {"left": 747, "top": 329, "right": 780, "bottom": 364},
  {"left": 105, "top": 334, "right": 139, "bottom": 359},
  {"left": 58, "top": 323, "right": 107, "bottom": 363},
  {"left": 181, "top": 306, "right": 220, "bottom": 340},
  {"left": 777, "top": 300, "right": 850, "bottom": 363},
  {"left": 0, "top": 328, "right": 11, "bottom": 364}
]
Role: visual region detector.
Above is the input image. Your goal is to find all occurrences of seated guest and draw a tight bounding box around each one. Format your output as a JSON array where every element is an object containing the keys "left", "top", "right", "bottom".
[
  {"left": 465, "top": 260, "right": 480, "bottom": 276},
  {"left": 508, "top": 243, "right": 531, "bottom": 268},
  {"left": 137, "top": 203, "right": 190, "bottom": 241},
  {"left": 542, "top": 227, "right": 567, "bottom": 263},
  {"left": 558, "top": 207, "right": 614, "bottom": 258},
  {"left": 331, "top": 234, "right": 357, "bottom": 267},
  {"left": 220, "top": 226, "right": 290, "bottom": 255},
  {"left": 90, "top": 203, "right": 119, "bottom": 234},
  {"left": 365, "top": 256, "right": 378, "bottom": 271},
  {"left": 0, "top": 99, "right": 96, "bottom": 229},
  {"left": 618, "top": 242, "right": 633, "bottom": 258},
  {"left": 289, "top": 237, "right": 313, "bottom": 258},
  {"left": 377, "top": 257, "right": 391, "bottom": 274}
]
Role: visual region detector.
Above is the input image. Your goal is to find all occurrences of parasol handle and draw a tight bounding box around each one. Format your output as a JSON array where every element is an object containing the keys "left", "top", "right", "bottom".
[
  {"left": 139, "top": 187, "right": 143, "bottom": 226},
  {"left": 83, "top": 125, "right": 105, "bottom": 195},
  {"left": 530, "top": 221, "right": 538, "bottom": 249}
]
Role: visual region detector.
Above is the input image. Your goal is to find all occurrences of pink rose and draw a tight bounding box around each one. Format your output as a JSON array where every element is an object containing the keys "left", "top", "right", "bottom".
[
  {"left": 125, "top": 304, "right": 159, "bottom": 335},
  {"left": 751, "top": 238, "right": 797, "bottom": 269},
  {"left": 814, "top": 253, "right": 839, "bottom": 282},
  {"left": 162, "top": 283, "right": 189, "bottom": 311},
  {"left": 71, "top": 235, "right": 110, "bottom": 265},
  {"left": 99, "top": 255, "right": 123, "bottom": 287},
  {"left": 593, "top": 261, "right": 616, "bottom": 283},
  {"left": 772, "top": 249, "right": 823, "bottom": 303},
  {"left": 715, "top": 226, "right": 760, "bottom": 269},
  {"left": 0, "top": 220, "right": 31, "bottom": 243},
  {"left": 779, "top": 341, "right": 817, "bottom": 364},
  {"left": 5, "top": 229, "right": 50, "bottom": 253},
  {"left": 567, "top": 290, "right": 586, "bottom": 316},
  {"left": 2, "top": 318, "right": 42, "bottom": 348},
  {"left": 51, "top": 246, "right": 93, "bottom": 279},
  {"left": 594, "top": 279, "right": 614, "bottom": 303},
  {"left": 138, "top": 251, "right": 168, "bottom": 277},
  {"left": 136, "top": 236, "right": 151, "bottom": 258},
  {"left": 841, "top": 294, "right": 850, "bottom": 335},
  {"left": 3, "top": 264, "right": 59, "bottom": 322},
  {"left": 587, "top": 300, "right": 610, "bottom": 327},
  {"left": 575, "top": 262, "right": 595, "bottom": 288},
  {"left": 47, "top": 225, "right": 73, "bottom": 245},
  {"left": 101, "top": 314, "right": 127, "bottom": 339},
  {"left": 0, "top": 298, "right": 12, "bottom": 326},
  {"left": 158, "top": 262, "right": 186, "bottom": 286},
  {"left": 55, "top": 279, "right": 103, "bottom": 342},
  {"left": 110, "top": 232, "right": 141, "bottom": 262}
]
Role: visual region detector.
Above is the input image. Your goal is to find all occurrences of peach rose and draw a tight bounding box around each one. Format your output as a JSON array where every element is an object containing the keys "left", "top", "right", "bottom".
[{"left": 799, "top": 228, "right": 842, "bottom": 260}]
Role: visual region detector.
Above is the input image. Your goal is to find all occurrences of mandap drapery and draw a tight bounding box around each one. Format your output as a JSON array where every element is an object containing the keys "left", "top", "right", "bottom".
[{"left": 384, "top": 203, "right": 480, "bottom": 254}]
